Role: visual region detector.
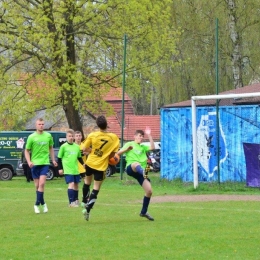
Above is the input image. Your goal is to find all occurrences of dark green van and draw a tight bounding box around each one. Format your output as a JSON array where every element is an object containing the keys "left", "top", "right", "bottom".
[{"left": 0, "top": 131, "right": 66, "bottom": 180}]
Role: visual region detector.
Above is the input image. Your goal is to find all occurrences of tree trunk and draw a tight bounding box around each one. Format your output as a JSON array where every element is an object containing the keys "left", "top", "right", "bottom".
[
  {"left": 63, "top": 2, "right": 84, "bottom": 135},
  {"left": 44, "top": 0, "right": 84, "bottom": 135},
  {"left": 63, "top": 91, "right": 82, "bottom": 132},
  {"left": 226, "top": 0, "right": 243, "bottom": 88}
]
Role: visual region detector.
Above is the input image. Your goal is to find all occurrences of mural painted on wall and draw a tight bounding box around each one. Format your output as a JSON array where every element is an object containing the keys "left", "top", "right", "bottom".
[
  {"left": 197, "top": 111, "right": 228, "bottom": 181},
  {"left": 161, "top": 105, "right": 260, "bottom": 184}
]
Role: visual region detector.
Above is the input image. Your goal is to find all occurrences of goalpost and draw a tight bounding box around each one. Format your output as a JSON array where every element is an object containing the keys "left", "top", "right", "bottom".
[{"left": 192, "top": 92, "right": 260, "bottom": 188}]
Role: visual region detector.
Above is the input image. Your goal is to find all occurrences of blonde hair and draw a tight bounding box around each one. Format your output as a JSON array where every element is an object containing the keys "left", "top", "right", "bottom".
[{"left": 66, "top": 129, "right": 74, "bottom": 135}]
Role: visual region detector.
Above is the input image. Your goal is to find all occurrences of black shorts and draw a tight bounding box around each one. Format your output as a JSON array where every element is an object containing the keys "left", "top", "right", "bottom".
[
  {"left": 85, "top": 165, "right": 105, "bottom": 181},
  {"left": 80, "top": 172, "right": 86, "bottom": 178}
]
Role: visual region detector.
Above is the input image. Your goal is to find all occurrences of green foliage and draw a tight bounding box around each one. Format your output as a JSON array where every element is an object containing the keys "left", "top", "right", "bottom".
[
  {"left": 1, "top": 0, "right": 260, "bottom": 123},
  {"left": 0, "top": 0, "right": 179, "bottom": 128},
  {"left": 160, "top": 0, "right": 260, "bottom": 105}
]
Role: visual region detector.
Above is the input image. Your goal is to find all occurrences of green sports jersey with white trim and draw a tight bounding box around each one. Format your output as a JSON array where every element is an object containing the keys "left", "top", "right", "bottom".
[
  {"left": 123, "top": 141, "right": 150, "bottom": 169},
  {"left": 58, "top": 142, "right": 81, "bottom": 175},
  {"left": 26, "top": 132, "right": 54, "bottom": 165}
]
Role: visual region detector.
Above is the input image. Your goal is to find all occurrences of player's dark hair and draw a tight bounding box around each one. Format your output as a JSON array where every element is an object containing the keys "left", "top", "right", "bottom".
[
  {"left": 135, "top": 130, "right": 144, "bottom": 136},
  {"left": 96, "top": 115, "right": 107, "bottom": 130}
]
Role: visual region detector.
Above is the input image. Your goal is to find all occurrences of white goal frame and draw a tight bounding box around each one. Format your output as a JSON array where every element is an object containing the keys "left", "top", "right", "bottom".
[{"left": 192, "top": 92, "right": 260, "bottom": 188}]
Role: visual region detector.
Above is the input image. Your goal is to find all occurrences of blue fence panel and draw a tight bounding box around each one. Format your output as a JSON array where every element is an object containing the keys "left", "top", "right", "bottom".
[
  {"left": 161, "top": 107, "right": 193, "bottom": 181},
  {"left": 161, "top": 105, "right": 260, "bottom": 182}
]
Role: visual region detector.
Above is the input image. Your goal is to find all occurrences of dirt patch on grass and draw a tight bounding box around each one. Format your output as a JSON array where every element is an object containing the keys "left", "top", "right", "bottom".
[{"left": 151, "top": 194, "right": 260, "bottom": 203}]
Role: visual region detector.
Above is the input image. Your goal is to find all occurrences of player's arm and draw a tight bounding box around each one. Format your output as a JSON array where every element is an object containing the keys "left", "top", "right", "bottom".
[
  {"left": 81, "top": 138, "right": 92, "bottom": 153},
  {"left": 111, "top": 138, "right": 120, "bottom": 158},
  {"left": 117, "top": 146, "right": 133, "bottom": 156},
  {"left": 78, "top": 157, "right": 85, "bottom": 166},
  {"left": 49, "top": 146, "right": 57, "bottom": 167},
  {"left": 83, "top": 147, "right": 92, "bottom": 154},
  {"left": 109, "top": 152, "right": 116, "bottom": 158},
  {"left": 57, "top": 157, "right": 64, "bottom": 175},
  {"left": 25, "top": 137, "right": 33, "bottom": 167},
  {"left": 145, "top": 126, "right": 155, "bottom": 150},
  {"left": 24, "top": 149, "right": 33, "bottom": 168}
]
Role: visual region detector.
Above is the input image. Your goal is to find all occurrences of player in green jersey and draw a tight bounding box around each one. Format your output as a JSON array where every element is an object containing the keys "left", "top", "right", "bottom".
[
  {"left": 117, "top": 127, "right": 155, "bottom": 221},
  {"left": 25, "top": 118, "right": 57, "bottom": 214},
  {"left": 58, "top": 129, "right": 85, "bottom": 207}
]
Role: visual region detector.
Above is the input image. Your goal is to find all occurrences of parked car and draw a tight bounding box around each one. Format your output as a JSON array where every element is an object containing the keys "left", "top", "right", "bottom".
[
  {"left": 147, "top": 149, "right": 161, "bottom": 172},
  {"left": 106, "top": 164, "right": 116, "bottom": 177},
  {"left": 142, "top": 142, "right": 161, "bottom": 172},
  {"left": 0, "top": 131, "right": 66, "bottom": 181}
]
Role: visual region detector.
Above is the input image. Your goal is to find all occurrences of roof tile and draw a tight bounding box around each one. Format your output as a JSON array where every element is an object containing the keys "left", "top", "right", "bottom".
[{"left": 107, "top": 115, "right": 160, "bottom": 141}]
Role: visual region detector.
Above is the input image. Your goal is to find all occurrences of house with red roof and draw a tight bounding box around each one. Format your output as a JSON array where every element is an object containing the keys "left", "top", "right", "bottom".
[
  {"left": 26, "top": 87, "right": 160, "bottom": 142},
  {"left": 103, "top": 88, "right": 160, "bottom": 141}
]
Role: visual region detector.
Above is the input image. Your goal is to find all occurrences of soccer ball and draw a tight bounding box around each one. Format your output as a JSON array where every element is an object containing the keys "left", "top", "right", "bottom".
[{"left": 109, "top": 154, "right": 120, "bottom": 165}]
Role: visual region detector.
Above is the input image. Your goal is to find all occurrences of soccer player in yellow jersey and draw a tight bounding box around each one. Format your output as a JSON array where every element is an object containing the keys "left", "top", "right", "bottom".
[
  {"left": 74, "top": 131, "right": 91, "bottom": 206},
  {"left": 82, "top": 115, "right": 119, "bottom": 221}
]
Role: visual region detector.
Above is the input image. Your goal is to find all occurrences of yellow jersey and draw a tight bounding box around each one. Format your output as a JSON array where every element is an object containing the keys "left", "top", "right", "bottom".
[
  {"left": 83, "top": 131, "right": 119, "bottom": 171},
  {"left": 77, "top": 142, "right": 88, "bottom": 174}
]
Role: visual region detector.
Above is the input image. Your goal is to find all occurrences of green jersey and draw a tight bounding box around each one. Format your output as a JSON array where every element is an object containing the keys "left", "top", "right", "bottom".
[
  {"left": 122, "top": 141, "right": 150, "bottom": 169},
  {"left": 26, "top": 132, "right": 54, "bottom": 165},
  {"left": 58, "top": 142, "right": 81, "bottom": 175}
]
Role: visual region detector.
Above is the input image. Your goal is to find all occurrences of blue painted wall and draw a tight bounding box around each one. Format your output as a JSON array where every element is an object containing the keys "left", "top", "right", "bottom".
[{"left": 160, "top": 105, "right": 260, "bottom": 182}]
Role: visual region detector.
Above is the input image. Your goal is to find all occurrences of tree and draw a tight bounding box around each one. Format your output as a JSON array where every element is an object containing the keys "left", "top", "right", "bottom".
[
  {"left": 225, "top": 0, "right": 243, "bottom": 88},
  {"left": 158, "top": 0, "right": 260, "bottom": 105},
  {"left": 0, "top": 0, "right": 179, "bottom": 130}
]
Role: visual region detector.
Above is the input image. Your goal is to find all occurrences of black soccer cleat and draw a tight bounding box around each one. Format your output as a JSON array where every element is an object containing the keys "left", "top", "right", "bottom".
[{"left": 140, "top": 212, "right": 154, "bottom": 221}]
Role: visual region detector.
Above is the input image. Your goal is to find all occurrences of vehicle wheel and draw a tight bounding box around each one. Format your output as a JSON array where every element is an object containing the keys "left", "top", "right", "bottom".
[
  {"left": 106, "top": 165, "right": 114, "bottom": 177},
  {"left": 46, "top": 167, "right": 55, "bottom": 180},
  {"left": 0, "top": 168, "right": 13, "bottom": 181}
]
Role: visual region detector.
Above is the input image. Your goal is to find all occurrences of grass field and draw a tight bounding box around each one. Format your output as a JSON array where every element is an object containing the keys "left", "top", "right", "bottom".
[{"left": 1, "top": 173, "right": 260, "bottom": 260}]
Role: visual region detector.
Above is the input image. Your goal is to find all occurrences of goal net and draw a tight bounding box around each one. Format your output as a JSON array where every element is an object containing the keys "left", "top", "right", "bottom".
[{"left": 192, "top": 92, "right": 260, "bottom": 188}]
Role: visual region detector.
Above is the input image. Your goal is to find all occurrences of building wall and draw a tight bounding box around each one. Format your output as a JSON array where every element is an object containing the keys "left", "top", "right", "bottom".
[{"left": 160, "top": 105, "right": 260, "bottom": 183}]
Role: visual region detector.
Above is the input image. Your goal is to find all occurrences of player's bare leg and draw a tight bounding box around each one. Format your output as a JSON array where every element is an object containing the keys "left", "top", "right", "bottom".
[{"left": 140, "top": 168, "right": 154, "bottom": 221}]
